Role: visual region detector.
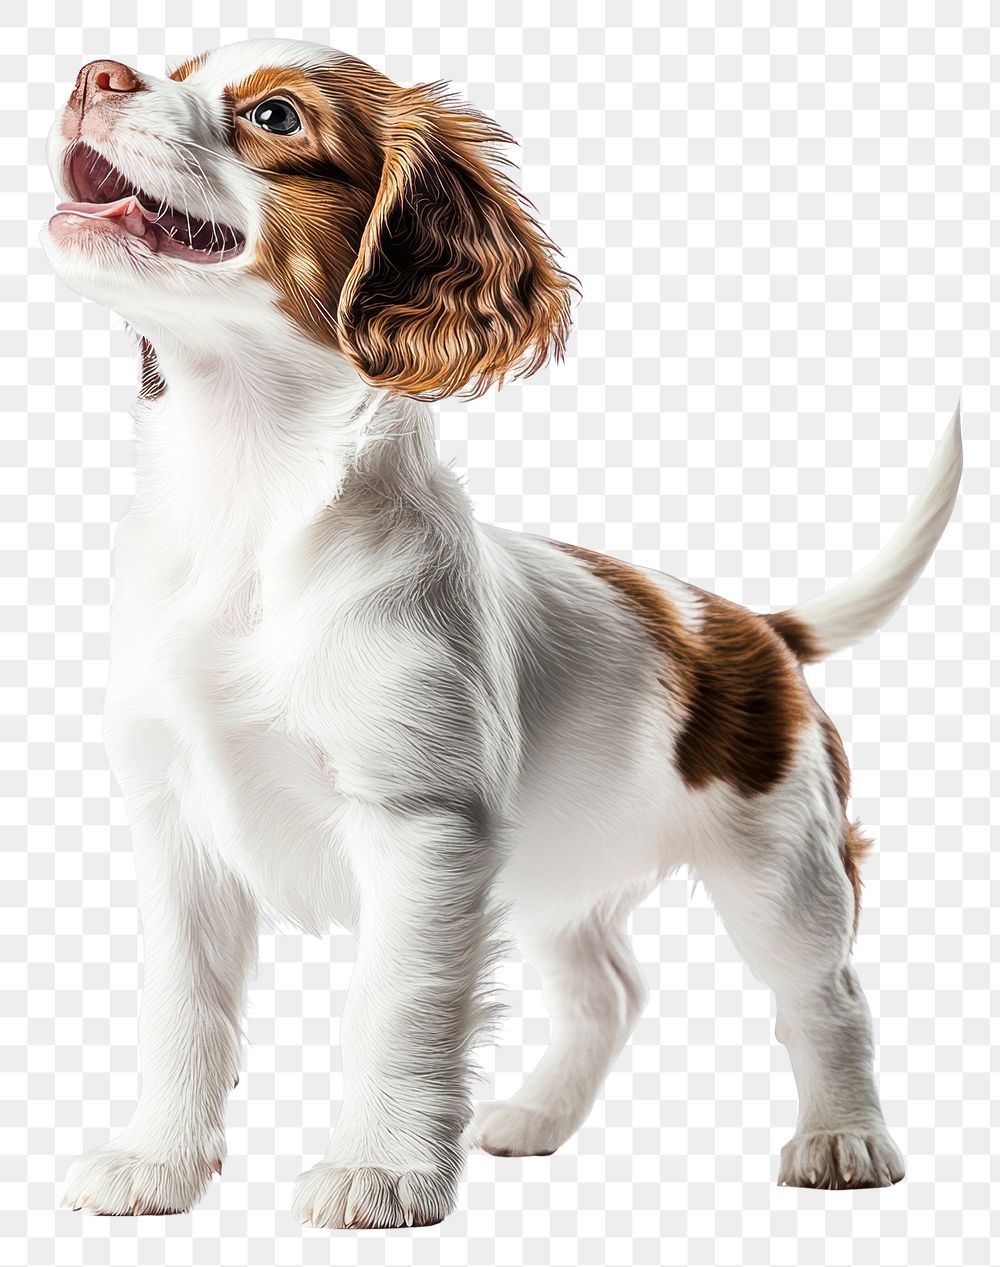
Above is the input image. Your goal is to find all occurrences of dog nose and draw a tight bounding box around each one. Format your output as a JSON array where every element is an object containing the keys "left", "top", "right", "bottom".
[{"left": 73, "top": 59, "right": 142, "bottom": 110}]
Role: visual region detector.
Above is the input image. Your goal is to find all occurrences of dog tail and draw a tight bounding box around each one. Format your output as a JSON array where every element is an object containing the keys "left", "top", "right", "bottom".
[{"left": 766, "top": 401, "right": 963, "bottom": 663}]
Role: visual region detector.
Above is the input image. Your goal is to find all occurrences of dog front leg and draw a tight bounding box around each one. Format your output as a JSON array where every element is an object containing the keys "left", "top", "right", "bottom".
[
  {"left": 293, "top": 799, "right": 499, "bottom": 1229},
  {"left": 61, "top": 791, "right": 258, "bottom": 1215}
]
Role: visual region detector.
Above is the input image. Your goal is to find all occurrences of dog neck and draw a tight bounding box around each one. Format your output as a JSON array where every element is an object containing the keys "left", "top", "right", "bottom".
[{"left": 133, "top": 333, "right": 454, "bottom": 547}]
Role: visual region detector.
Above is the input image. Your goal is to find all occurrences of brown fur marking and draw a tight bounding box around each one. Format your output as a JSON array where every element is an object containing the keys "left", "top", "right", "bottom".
[
  {"left": 675, "top": 592, "right": 812, "bottom": 797},
  {"left": 843, "top": 821, "right": 872, "bottom": 933},
  {"left": 552, "top": 542, "right": 811, "bottom": 797},
  {"left": 138, "top": 337, "right": 165, "bottom": 400},
  {"left": 168, "top": 53, "right": 208, "bottom": 83},
  {"left": 817, "top": 710, "right": 851, "bottom": 809},
  {"left": 553, "top": 540, "right": 870, "bottom": 926},
  {"left": 765, "top": 610, "right": 824, "bottom": 664},
  {"left": 213, "top": 55, "right": 576, "bottom": 398},
  {"left": 817, "top": 709, "right": 868, "bottom": 931},
  {"left": 548, "top": 542, "right": 694, "bottom": 706},
  {"left": 336, "top": 80, "right": 578, "bottom": 399},
  {"left": 227, "top": 62, "right": 387, "bottom": 356}
]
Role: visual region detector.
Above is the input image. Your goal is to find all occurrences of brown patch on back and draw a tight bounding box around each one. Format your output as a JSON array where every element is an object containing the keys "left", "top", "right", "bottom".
[
  {"left": 553, "top": 539, "right": 871, "bottom": 927},
  {"left": 765, "top": 610, "right": 824, "bottom": 664},
  {"left": 674, "top": 592, "right": 812, "bottom": 797},
  {"left": 551, "top": 541, "right": 811, "bottom": 797},
  {"left": 549, "top": 541, "right": 694, "bottom": 704}
]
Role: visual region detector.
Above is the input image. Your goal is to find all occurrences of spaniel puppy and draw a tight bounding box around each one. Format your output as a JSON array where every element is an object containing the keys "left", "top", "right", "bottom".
[{"left": 43, "top": 39, "right": 961, "bottom": 1226}]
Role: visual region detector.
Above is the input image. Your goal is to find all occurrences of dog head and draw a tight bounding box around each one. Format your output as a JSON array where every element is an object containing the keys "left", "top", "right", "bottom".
[{"left": 43, "top": 38, "right": 576, "bottom": 399}]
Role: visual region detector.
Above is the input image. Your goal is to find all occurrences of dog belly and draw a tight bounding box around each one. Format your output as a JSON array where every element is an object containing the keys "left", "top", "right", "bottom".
[{"left": 497, "top": 723, "right": 693, "bottom": 935}]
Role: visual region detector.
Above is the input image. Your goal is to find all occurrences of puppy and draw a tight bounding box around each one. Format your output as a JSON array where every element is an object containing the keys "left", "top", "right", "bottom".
[{"left": 43, "top": 39, "right": 961, "bottom": 1226}]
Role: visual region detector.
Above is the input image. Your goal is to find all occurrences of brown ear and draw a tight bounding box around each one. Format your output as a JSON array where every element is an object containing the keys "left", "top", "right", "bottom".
[{"left": 336, "top": 84, "right": 577, "bottom": 399}]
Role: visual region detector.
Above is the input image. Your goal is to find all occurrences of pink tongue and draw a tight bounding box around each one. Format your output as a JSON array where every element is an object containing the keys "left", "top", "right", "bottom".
[{"left": 56, "top": 195, "right": 159, "bottom": 244}]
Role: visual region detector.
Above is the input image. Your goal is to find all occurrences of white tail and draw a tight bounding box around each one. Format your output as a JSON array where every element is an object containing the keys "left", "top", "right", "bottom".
[{"left": 779, "top": 402, "right": 963, "bottom": 660}]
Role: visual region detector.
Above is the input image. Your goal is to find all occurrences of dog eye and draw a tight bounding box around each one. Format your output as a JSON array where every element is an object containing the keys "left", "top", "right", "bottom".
[{"left": 245, "top": 98, "right": 301, "bottom": 135}]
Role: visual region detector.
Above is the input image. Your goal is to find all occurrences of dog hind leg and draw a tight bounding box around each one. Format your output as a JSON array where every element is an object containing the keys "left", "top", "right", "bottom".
[
  {"left": 475, "top": 901, "right": 649, "bottom": 1157},
  {"left": 694, "top": 811, "right": 905, "bottom": 1189}
]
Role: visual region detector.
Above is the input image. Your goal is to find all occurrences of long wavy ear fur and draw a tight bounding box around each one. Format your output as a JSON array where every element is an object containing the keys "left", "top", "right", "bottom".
[{"left": 336, "top": 84, "right": 577, "bottom": 400}]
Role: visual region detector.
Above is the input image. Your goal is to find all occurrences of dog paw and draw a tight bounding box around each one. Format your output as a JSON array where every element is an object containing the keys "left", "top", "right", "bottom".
[
  {"left": 778, "top": 1129, "right": 905, "bottom": 1190},
  {"left": 473, "top": 1101, "right": 565, "bottom": 1157},
  {"left": 61, "top": 1142, "right": 221, "bottom": 1215},
  {"left": 292, "top": 1161, "right": 455, "bottom": 1228}
]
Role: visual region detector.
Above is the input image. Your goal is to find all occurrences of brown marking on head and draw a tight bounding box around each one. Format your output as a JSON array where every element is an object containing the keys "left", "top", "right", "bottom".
[
  {"left": 765, "top": 610, "right": 824, "bottom": 664},
  {"left": 220, "top": 61, "right": 387, "bottom": 355},
  {"left": 219, "top": 55, "right": 574, "bottom": 398},
  {"left": 226, "top": 62, "right": 388, "bottom": 189},
  {"left": 138, "top": 336, "right": 165, "bottom": 400},
  {"left": 168, "top": 53, "right": 208, "bottom": 83},
  {"left": 551, "top": 542, "right": 811, "bottom": 797}
]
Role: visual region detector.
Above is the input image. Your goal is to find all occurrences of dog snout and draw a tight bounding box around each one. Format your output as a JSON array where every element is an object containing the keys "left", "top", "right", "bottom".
[
  {"left": 71, "top": 59, "right": 142, "bottom": 113},
  {"left": 61, "top": 59, "right": 144, "bottom": 144}
]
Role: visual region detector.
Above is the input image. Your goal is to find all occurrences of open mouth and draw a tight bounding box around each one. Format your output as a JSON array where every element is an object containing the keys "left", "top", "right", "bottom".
[{"left": 53, "top": 145, "right": 246, "bottom": 262}]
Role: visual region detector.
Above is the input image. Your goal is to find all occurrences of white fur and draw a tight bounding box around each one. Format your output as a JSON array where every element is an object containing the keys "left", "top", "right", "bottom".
[
  {"left": 791, "top": 402, "right": 963, "bottom": 657},
  {"left": 43, "top": 41, "right": 950, "bottom": 1225}
]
